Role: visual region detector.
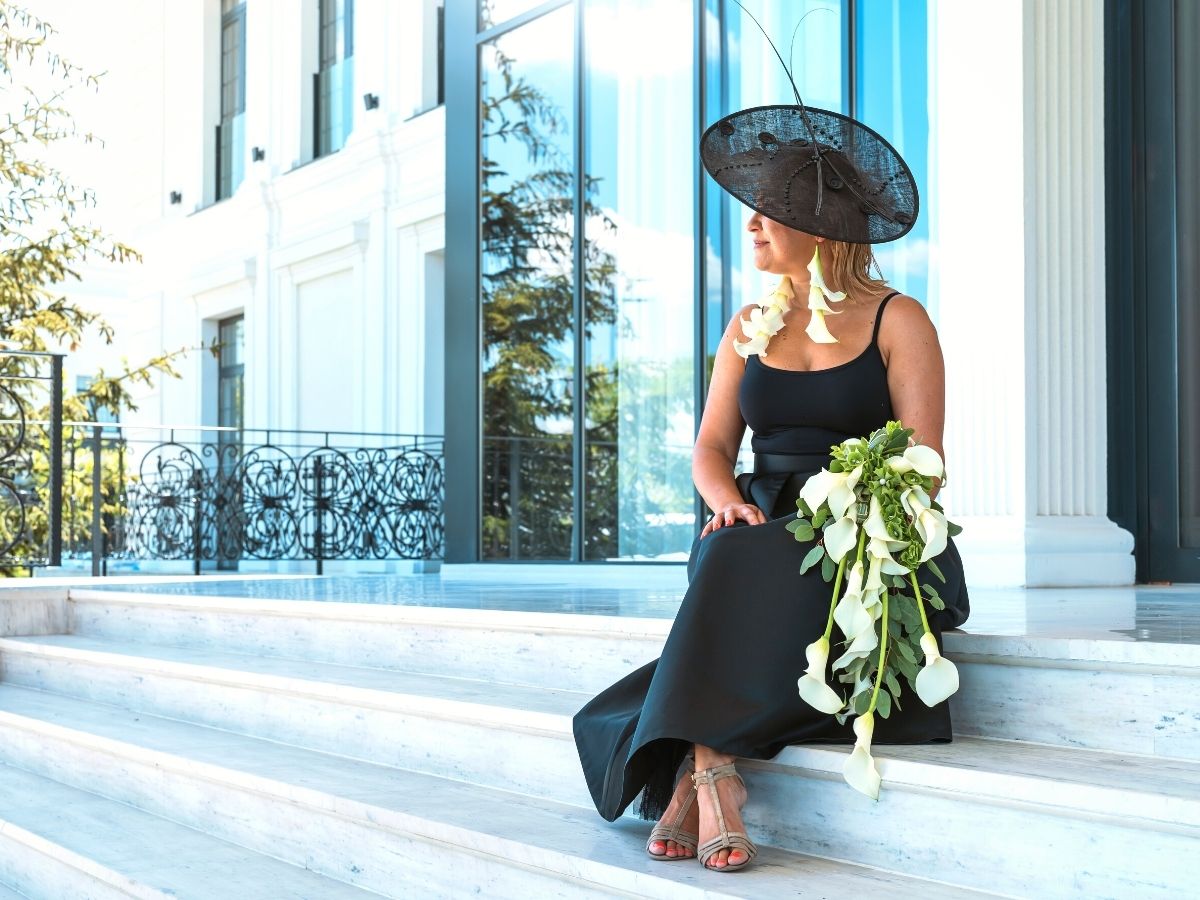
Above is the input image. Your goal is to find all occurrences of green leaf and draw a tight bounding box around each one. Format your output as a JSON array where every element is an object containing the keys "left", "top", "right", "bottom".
[
  {"left": 812, "top": 506, "right": 829, "bottom": 529},
  {"left": 894, "top": 639, "right": 918, "bottom": 664},
  {"left": 888, "top": 601, "right": 902, "bottom": 621},
  {"left": 799, "top": 544, "right": 824, "bottom": 575},
  {"left": 927, "top": 592, "right": 946, "bottom": 611},
  {"left": 947, "top": 521, "right": 963, "bottom": 537},
  {"left": 853, "top": 691, "right": 872, "bottom": 715},
  {"left": 821, "top": 555, "right": 836, "bottom": 583},
  {"left": 895, "top": 655, "right": 919, "bottom": 681},
  {"left": 876, "top": 688, "right": 892, "bottom": 719},
  {"left": 796, "top": 498, "right": 814, "bottom": 517},
  {"left": 791, "top": 520, "right": 815, "bottom": 542},
  {"left": 885, "top": 669, "right": 903, "bottom": 697},
  {"left": 925, "top": 559, "right": 947, "bottom": 583}
]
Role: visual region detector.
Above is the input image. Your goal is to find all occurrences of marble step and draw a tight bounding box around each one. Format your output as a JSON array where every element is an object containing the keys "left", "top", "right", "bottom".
[
  {"left": 0, "top": 762, "right": 373, "bottom": 900},
  {"left": 0, "top": 637, "right": 1196, "bottom": 899},
  {"left": 0, "top": 686, "right": 987, "bottom": 900},
  {"left": 61, "top": 588, "right": 1200, "bottom": 759}
]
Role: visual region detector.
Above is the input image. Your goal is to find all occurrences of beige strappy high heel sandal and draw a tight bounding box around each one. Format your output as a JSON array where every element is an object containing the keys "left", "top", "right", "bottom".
[
  {"left": 692, "top": 763, "right": 758, "bottom": 872},
  {"left": 646, "top": 756, "right": 698, "bottom": 860}
]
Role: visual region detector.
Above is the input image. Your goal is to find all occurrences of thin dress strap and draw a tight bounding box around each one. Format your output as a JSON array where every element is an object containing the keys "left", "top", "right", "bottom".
[{"left": 871, "top": 291, "right": 902, "bottom": 344}]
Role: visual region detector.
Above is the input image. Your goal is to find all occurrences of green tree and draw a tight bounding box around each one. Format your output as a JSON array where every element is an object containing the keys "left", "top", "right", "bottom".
[{"left": 0, "top": 2, "right": 203, "bottom": 570}]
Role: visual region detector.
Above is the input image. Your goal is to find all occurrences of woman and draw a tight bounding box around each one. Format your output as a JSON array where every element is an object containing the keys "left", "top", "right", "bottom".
[{"left": 571, "top": 94, "right": 972, "bottom": 872}]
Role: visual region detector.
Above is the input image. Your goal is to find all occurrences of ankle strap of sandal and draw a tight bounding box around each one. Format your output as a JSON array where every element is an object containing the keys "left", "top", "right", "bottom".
[{"left": 691, "top": 762, "right": 740, "bottom": 786}]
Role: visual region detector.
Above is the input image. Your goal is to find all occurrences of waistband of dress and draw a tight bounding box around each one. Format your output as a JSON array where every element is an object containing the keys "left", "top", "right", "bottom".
[{"left": 753, "top": 451, "right": 832, "bottom": 475}]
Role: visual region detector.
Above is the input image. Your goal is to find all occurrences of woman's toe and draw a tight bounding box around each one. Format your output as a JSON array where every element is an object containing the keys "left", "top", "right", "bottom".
[{"left": 648, "top": 839, "right": 666, "bottom": 856}]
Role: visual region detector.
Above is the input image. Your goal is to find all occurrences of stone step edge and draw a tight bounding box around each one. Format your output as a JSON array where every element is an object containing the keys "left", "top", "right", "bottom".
[
  {"left": 64, "top": 588, "right": 673, "bottom": 639},
  {"left": 0, "top": 814, "right": 170, "bottom": 900},
  {"left": 0, "top": 707, "right": 985, "bottom": 900},
  {"left": 1, "top": 641, "right": 1195, "bottom": 837},
  {"left": 63, "top": 588, "right": 1200, "bottom": 671}
]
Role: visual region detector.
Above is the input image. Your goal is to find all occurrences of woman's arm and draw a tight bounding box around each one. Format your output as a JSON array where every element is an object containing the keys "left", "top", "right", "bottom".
[
  {"left": 878, "top": 295, "right": 947, "bottom": 499},
  {"left": 693, "top": 306, "right": 768, "bottom": 534}
]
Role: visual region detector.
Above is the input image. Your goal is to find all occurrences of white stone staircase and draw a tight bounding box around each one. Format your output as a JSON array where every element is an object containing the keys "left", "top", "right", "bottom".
[{"left": 0, "top": 582, "right": 1196, "bottom": 898}]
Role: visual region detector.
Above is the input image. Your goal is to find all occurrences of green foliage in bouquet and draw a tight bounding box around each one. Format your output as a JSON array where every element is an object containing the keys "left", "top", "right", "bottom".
[{"left": 786, "top": 420, "right": 964, "bottom": 798}]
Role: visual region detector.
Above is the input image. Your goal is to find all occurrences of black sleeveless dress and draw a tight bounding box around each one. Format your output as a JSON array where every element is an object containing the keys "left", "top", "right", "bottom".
[{"left": 572, "top": 294, "right": 972, "bottom": 822}]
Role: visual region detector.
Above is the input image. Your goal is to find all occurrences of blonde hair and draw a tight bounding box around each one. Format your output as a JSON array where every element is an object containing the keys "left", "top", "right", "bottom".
[{"left": 819, "top": 240, "right": 890, "bottom": 300}]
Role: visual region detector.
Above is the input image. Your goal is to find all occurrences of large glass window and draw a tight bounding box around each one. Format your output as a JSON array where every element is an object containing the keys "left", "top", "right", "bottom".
[
  {"left": 216, "top": 0, "right": 246, "bottom": 201},
  {"left": 857, "top": 0, "right": 929, "bottom": 312},
  {"left": 584, "top": 0, "right": 696, "bottom": 559},
  {"left": 218, "top": 315, "right": 245, "bottom": 439},
  {"left": 480, "top": 6, "right": 576, "bottom": 559},
  {"left": 315, "top": 0, "right": 355, "bottom": 158}
]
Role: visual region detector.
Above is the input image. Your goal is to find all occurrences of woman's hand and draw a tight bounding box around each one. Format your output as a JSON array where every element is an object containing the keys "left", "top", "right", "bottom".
[{"left": 701, "top": 502, "right": 767, "bottom": 538}]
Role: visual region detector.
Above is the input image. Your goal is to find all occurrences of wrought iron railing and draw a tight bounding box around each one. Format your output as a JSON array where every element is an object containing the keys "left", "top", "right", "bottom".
[
  {"left": 3, "top": 418, "right": 443, "bottom": 575},
  {"left": 0, "top": 350, "right": 64, "bottom": 569}
]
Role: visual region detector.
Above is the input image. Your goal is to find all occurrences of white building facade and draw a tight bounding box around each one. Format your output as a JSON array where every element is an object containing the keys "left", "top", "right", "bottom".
[{"left": 55, "top": 0, "right": 1200, "bottom": 587}]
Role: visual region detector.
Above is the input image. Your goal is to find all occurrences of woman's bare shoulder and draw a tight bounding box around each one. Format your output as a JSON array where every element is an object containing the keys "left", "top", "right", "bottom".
[{"left": 879, "top": 293, "right": 937, "bottom": 338}]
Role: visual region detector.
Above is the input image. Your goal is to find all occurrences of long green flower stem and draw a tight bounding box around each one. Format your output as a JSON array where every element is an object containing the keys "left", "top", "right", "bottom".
[
  {"left": 822, "top": 557, "right": 846, "bottom": 640},
  {"left": 868, "top": 587, "right": 890, "bottom": 713},
  {"left": 910, "top": 571, "right": 931, "bottom": 634}
]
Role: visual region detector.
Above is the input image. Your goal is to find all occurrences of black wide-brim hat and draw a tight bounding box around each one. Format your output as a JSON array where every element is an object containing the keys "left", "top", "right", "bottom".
[{"left": 700, "top": 104, "right": 919, "bottom": 244}]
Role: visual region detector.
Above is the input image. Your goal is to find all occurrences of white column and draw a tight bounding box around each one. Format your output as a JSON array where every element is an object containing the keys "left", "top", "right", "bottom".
[
  {"left": 1024, "top": 0, "right": 1133, "bottom": 585},
  {"left": 930, "top": 0, "right": 1134, "bottom": 587}
]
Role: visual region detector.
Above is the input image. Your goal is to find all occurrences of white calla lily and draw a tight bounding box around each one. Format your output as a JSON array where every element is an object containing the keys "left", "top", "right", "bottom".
[
  {"left": 843, "top": 712, "right": 882, "bottom": 799},
  {"left": 886, "top": 455, "right": 914, "bottom": 474},
  {"left": 799, "top": 469, "right": 833, "bottom": 515},
  {"left": 732, "top": 278, "right": 794, "bottom": 358},
  {"left": 900, "top": 486, "right": 932, "bottom": 519},
  {"left": 915, "top": 632, "right": 960, "bottom": 706},
  {"left": 846, "top": 622, "right": 879, "bottom": 654},
  {"left": 833, "top": 564, "right": 873, "bottom": 639},
  {"left": 916, "top": 508, "right": 949, "bottom": 562},
  {"left": 805, "top": 308, "right": 839, "bottom": 344},
  {"left": 797, "top": 637, "right": 844, "bottom": 713},
  {"left": 826, "top": 466, "right": 863, "bottom": 521},
  {"left": 868, "top": 537, "right": 910, "bottom": 574},
  {"left": 903, "top": 445, "right": 945, "bottom": 478},
  {"left": 864, "top": 496, "right": 906, "bottom": 550},
  {"left": 805, "top": 245, "right": 846, "bottom": 344},
  {"left": 823, "top": 515, "right": 859, "bottom": 563}
]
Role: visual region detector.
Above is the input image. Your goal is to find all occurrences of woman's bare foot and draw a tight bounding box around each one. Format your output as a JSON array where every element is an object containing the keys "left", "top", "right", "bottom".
[
  {"left": 647, "top": 763, "right": 699, "bottom": 859},
  {"left": 694, "top": 745, "right": 750, "bottom": 870}
]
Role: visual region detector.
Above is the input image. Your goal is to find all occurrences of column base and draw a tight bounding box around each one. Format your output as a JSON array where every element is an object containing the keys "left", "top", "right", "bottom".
[{"left": 954, "top": 515, "right": 1136, "bottom": 587}]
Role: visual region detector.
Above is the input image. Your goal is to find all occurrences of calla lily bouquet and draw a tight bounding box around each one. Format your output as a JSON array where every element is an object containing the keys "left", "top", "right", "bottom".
[{"left": 788, "top": 420, "right": 964, "bottom": 799}]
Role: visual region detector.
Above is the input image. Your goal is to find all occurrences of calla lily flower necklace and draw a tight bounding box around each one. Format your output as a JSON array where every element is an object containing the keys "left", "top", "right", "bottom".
[{"left": 733, "top": 244, "right": 846, "bottom": 358}]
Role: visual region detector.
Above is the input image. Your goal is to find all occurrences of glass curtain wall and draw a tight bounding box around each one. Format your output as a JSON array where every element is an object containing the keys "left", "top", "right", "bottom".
[
  {"left": 480, "top": 4, "right": 577, "bottom": 559},
  {"left": 478, "top": 0, "right": 697, "bottom": 560},
  {"left": 473, "top": 0, "right": 930, "bottom": 561},
  {"left": 856, "top": 0, "right": 929, "bottom": 312}
]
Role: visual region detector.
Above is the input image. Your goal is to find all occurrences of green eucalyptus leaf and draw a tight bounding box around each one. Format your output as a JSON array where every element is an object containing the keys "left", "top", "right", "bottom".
[
  {"left": 947, "top": 521, "right": 963, "bottom": 537},
  {"left": 876, "top": 688, "right": 892, "bottom": 719},
  {"left": 925, "top": 559, "right": 947, "bottom": 583},
  {"left": 796, "top": 498, "right": 814, "bottom": 517},
  {"left": 821, "top": 555, "right": 836, "bottom": 583},
  {"left": 792, "top": 521, "right": 816, "bottom": 542},
  {"left": 812, "top": 506, "right": 829, "bottom": 528},
  {"left": 927, "top": 592, "right": 946, "bottom": 611},
  {"left": 885, "top": 670, "right": 903, "bottom": 697},
  {"left": 894, "top": 639, "right": 918, "bottom": 664},
  {"left": 799, "top": 544, "right": 825, "bottom": 575},
  {"left": 853, "top": 691, "right": 872, "bottom": 715}
]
